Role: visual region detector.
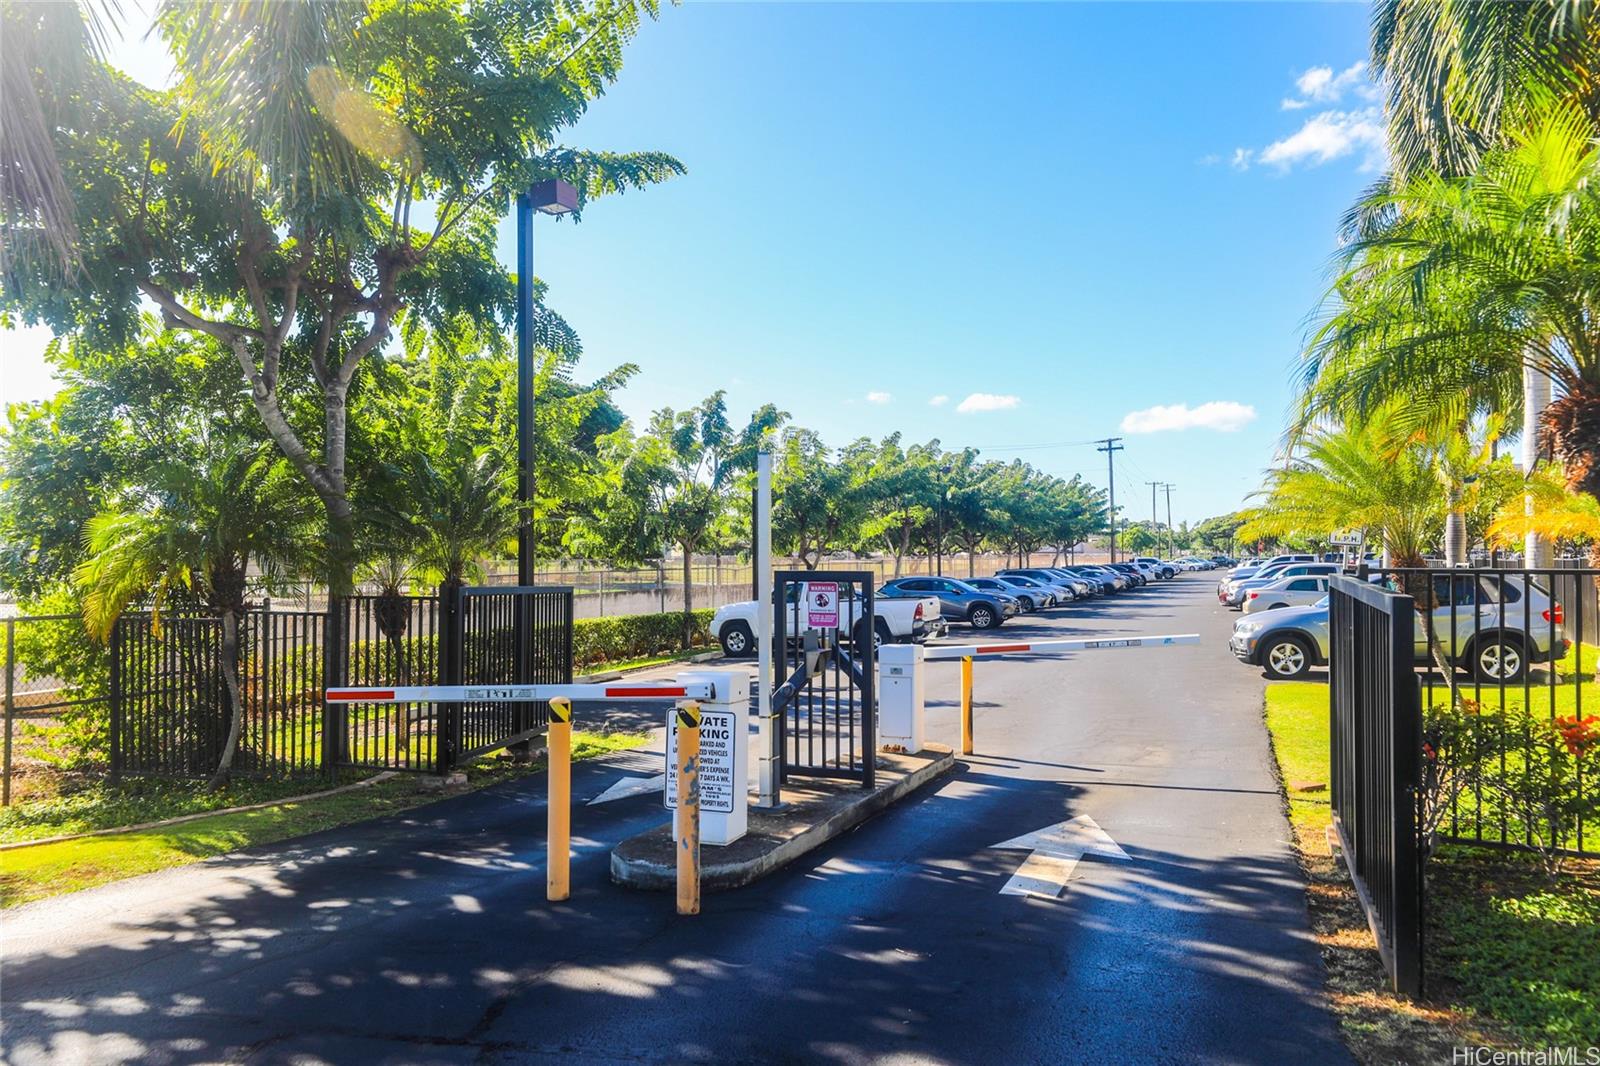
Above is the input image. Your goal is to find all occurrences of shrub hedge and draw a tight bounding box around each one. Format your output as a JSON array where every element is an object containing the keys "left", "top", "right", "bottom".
[{"left": 573, "top": 609, "right": 714, "bottom": 668}]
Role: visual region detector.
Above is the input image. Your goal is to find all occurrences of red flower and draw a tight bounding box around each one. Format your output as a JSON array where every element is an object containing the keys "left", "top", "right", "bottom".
[{"left": 1553, "top": 715, "right": 1600, "bottom": 757}]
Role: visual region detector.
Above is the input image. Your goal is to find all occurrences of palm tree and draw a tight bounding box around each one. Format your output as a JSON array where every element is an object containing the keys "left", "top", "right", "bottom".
[
  {"left": 1241, "top": 415, "right": 1487, "bottom": 707},
  {"left": 1372, "top": 0, "right": 1600, "bottom": 182},
  {"left": 75, "top": 443, "right": 314, "bottom": 787},
  {"left": 373, "top": 448, "right": 518, "bottom": 597},
  {"left": 1300, "top": 106, "right": 1600, "bottom": 537}
]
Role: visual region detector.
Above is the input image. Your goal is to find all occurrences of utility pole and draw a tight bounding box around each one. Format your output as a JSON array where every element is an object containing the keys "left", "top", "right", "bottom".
[
  {"left": 1096, "top": 438, "right": 1124, "bottom": 562},
  {"left": 1162, "top": 483, "right": 1176, "bottom": 558},
  {"left": 1146, "top": 481, "right": 1160, "bottom": 556}
]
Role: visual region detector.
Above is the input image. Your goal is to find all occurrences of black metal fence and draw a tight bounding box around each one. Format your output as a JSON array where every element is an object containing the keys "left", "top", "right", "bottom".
[
  {"left": 1329, "top": 574, "right": 1426, "bottom": 997},
  {"left": 1379, "top": 566, "right": 1598, "bottom": 857},
  {"left": 772, "top": 571, "right": 876, "bottom": 788},
  {"left": 108, "top": 585, "right": 572, "bottom": 782}
]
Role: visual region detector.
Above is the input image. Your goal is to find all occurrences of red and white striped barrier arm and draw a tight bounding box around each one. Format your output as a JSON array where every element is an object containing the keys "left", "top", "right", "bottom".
[
  {"left": 324, "top": 682, "right": 717, "bottom": 704},
  {"left": 921, "top": 633, "right": 1200, "bottom": 662}
]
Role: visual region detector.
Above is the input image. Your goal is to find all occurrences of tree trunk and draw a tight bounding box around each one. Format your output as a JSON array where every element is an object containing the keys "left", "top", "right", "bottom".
[
  {"left": 1525, "top": 363, "right": 1556, "bottom": 566},
  {"left": 209, "top": 608, "right": 246, "bottom": 790}
]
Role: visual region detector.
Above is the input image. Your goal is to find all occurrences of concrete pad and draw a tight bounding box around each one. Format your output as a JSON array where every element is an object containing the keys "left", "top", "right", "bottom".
[{"left": 610, "top": 745, "right": 955, "bottom": 891}]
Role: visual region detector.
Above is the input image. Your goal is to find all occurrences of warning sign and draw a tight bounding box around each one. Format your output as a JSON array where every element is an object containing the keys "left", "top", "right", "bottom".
[
  {"left": 665, "top": 708, "right": 737, "bottom": 814},
  {"left": 804, "top": 582, "right": 839, "bottom": 629}
]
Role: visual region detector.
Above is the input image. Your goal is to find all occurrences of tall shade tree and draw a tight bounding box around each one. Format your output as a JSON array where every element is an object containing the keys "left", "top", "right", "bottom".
[
  {"left": 582, "top": 394, "right": 785, "bottom": 647},
  {"left": 770, "top": 428, "right": 867, "bottom": 570},
  {"left": 74, "top": 443, "right": 314, "bottom": 787},
  {"left": 2, "top": 0, "right": 682, "bottom": 590}
]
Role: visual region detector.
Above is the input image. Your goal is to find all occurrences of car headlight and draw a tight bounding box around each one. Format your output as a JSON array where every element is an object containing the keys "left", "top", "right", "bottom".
[{"left": 1234, "top": 618, "right": 1266, "bottom": 637}]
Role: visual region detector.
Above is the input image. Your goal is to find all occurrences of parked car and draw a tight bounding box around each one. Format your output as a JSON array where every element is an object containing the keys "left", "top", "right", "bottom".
[
  {"left": 710, "top": 582, "right": 945, "bottom": 658},
  {"left": 1066, "top": 565, "right": 1126, "bottom": 592},
  {"left": 966, "top": 573, "right": 1056, "bottom": 605},
  {"left": 1133, "top": 557, "right": 1177, "bottom": 578},
  {"left": 1221, "top": 562, "right": 1340, "bottom": 607},
  {"left": 1107, "top": 563, "right": 1147, "bottom": 586},
  {"left": 999, "top": 567, "right": 1091, "bottom": 599},
  {"left": 1037, "top": 568, "right": 1095, "bottom": 597},
  {"left": 1240, "top": 573, "right": 1333, "bottom": 614},
  {"left": 986, "top": 573, "right": 1063, "bottom": 607},
  {"left": 878, "top": 576, "right": 1019, "bottom": 629},
  {"left": 1229, "top": 574, "right": 1569, "bottom": 681}
]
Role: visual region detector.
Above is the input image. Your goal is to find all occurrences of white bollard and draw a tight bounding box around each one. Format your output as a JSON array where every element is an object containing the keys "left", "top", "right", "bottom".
[
  {"left": 877, "top": 643, "right": 925, "bottom": 753},
  {"left": 666, "top": 669, "right": 749, "bottom": 846}
]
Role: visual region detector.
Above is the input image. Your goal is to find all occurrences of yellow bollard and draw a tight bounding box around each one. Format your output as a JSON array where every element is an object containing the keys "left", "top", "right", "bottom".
[
  {"left": 547, "top": 696, "right": 572, "bottom": 901},
  {"left": 675, "top": 700, "right": 701, "bottom": 916},
  {"left": 960, "top": 655, "right": 974, "bottom": 755}
]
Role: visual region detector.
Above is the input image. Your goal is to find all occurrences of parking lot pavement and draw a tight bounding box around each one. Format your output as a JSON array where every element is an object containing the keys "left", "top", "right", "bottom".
[{"left": 2, "top": 575, "right": 1350, "bottom": 1065}]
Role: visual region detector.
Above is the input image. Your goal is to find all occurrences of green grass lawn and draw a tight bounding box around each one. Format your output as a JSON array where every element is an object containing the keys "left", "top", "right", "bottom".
[
  {"left": 0, "top": 730, "right": 647, "bottom": 908},
  {"left": 1263, "top": 681, "right": 1600, "bottom": 1050}
]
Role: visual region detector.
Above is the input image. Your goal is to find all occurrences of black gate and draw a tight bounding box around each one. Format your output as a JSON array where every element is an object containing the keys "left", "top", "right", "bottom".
[
  {"left": 771, "top": 571, "right": 876, "bottom": 788},
  {"left": 1329, "top": 574, "right": 1424, "bottom": 996},
  {"left": 110, "top": 584, "right": 573, "bottom": 781},
  {"left": 439, "top": 585, "right": 573, "bottom": 769}
]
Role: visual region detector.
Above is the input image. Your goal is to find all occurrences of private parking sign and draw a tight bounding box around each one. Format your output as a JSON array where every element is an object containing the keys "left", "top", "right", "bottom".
[{"left": 805, "top": 582, "right": 839, "bottom": 628}]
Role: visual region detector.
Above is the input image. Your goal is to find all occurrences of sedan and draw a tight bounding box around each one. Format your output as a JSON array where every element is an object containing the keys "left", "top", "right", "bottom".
[
  {"left": 878, "top": 576, "right": 1019, "bottom": 630},
  {"left": 1240, "top": 574, "right": 1332, "bottom": 614},
  {"left": 967, "top": 576, "right": 1053, "bottom": 611},
  {"left": 996, "top": 568, "right": 1084, "bottom": 601}
]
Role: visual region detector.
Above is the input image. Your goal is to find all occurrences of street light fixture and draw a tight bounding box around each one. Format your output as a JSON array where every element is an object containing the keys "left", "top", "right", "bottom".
[{"left": 515, "top": 178, "right": 580, "bottom": 585}]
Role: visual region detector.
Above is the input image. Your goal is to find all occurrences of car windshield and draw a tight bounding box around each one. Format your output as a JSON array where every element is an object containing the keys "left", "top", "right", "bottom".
[{"left": 1314, "top": 595, "right": 1330, "bottom": 608}]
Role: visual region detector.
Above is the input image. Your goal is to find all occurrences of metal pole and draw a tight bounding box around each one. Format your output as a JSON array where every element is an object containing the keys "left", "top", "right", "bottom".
[
  {"left": 3, "top": 620, "right": 13, "bottom": 806},
  {"left": 547, "top": 697, "right": 572, "bottom": 900},
  {"left": 755, "top": 450, "right": 778, "bottom": 808},
  {"left": 1097, "top": 438, "right": 1123, "bottom": 562},
  {"left": 516, "top": 193, "right": 537, "bottom": 585},
  {"left": 1146, "top": 481, "right": 1159, "bottom": 556},
  {"left": 1163, "top": 484, "right": 1175, "bottom": 559},
  {"left": 676, "top": 701, "right": 702, "bottom": 915},
  {"left": 960, "top": 655, "right": 974, "bottom": 755}
]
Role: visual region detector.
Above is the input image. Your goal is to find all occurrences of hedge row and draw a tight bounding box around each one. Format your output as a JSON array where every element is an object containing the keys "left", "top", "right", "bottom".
[{"left": 573, "top": 609, "right": 714, "bottom": 669}]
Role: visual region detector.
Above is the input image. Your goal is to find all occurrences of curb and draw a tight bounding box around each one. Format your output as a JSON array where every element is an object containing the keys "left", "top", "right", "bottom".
[
  {"left": 610, "top": 746, "right": 955, "bottom": 892},
  {"left": 0, "top": 772, "right": 399, "bottom": 852}
]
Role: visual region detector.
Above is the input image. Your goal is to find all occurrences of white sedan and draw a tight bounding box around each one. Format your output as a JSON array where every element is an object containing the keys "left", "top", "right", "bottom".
[{"left": 1240, "top": 574, "right": 1333, "bottom": 615}]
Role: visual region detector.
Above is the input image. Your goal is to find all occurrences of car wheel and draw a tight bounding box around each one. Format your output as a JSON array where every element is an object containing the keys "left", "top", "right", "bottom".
[
  {"left": 1262, "top": 635, "right": 1314, "bottom": 680},
  {"left": 1473, "top": 636, "right": 1527, "bottom": 682},
  {"left": 719, "top": 621, "right": 754, "bottom": 658},
  {"left": 1020, "top": 596, "right": 1036, "bottom": 611},
  {"left": 969, "top": 604, "right": 999, "bottom": 629}
]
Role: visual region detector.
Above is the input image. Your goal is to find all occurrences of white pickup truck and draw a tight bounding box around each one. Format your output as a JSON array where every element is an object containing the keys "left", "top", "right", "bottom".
[{"left": 710, "top": 583, "right": 946, "bottom": 658}]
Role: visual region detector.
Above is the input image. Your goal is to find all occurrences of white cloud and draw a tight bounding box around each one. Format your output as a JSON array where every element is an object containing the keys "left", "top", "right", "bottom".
[
  {"left": 1258, "top": 108, "right": 1386, "bottom": 171},
  {"left": 865, "top": 391, "right": 892, "bottom": 405},
  {"left": 928, "top": 394, "right": 949, "bottom": 407},
  {"left": 1229, "top": 61, "right": 1387, "bottom": 174},
  {"left": 956, "top": 392, "right": 1020, "bottom": 414},
  {"left": 1120, "top": 401, "right": 1258, "bottom": 434},
  {"left": 1291, "top": 62, "right": 1369, "bottom": 106}
]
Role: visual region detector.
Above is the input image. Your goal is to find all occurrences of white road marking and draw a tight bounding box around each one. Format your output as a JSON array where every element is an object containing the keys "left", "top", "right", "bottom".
[
  {"left": 991, "top": 815, "right": 1130, "bottom": 898},
  {"left": 588, "top": 774, "right": 665, "bottom": 805}
]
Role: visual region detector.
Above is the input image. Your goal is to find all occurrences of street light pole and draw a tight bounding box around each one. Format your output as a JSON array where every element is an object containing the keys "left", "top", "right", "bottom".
[
  {"left": 1163, "top": 483, "right": 1176, "bottom": 559},
  {"left": 514, "top": 179, "right": 579, "bottom": 587}
]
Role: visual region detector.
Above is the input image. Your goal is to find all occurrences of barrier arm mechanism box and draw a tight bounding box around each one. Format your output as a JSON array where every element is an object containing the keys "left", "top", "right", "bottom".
[{"left": 665, "top": 669, "right": 749, "bottom": 846}]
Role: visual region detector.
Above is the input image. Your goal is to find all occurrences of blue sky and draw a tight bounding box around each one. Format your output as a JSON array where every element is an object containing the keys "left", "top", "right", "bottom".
[{"left": 1, "top": 2, "right": 1382, "bottom": 526}]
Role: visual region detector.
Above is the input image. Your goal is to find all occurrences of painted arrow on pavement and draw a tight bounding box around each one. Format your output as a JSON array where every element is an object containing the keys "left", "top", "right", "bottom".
[
  {"left": 588, "top": 773, "right": 666, "bottom": 805},
  {"left": 588, "top": 770, "right": 760, "bottom": 806},
  {"left": 991, "top": 815, "right": 1129, "bottom": 898}
]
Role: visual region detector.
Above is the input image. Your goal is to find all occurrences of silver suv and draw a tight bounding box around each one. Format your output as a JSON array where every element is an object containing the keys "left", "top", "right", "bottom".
[{"left": 1229, "top": 573, "right": 1569, "bottom": 681}]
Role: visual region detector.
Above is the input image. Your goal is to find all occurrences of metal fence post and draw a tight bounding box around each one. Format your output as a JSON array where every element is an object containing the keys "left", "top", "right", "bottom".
[
  {"left": 3, "top": 619, "right": 14, "bottom": 804},
  {"left": 322, "top": 595, "right": 345, "bottom": 778},
  {"left": 437, "top": 583, "right": 462, "bottom": 773},
  {"left": 107, "top": 619, "right": 121, "bottom": 786}
]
